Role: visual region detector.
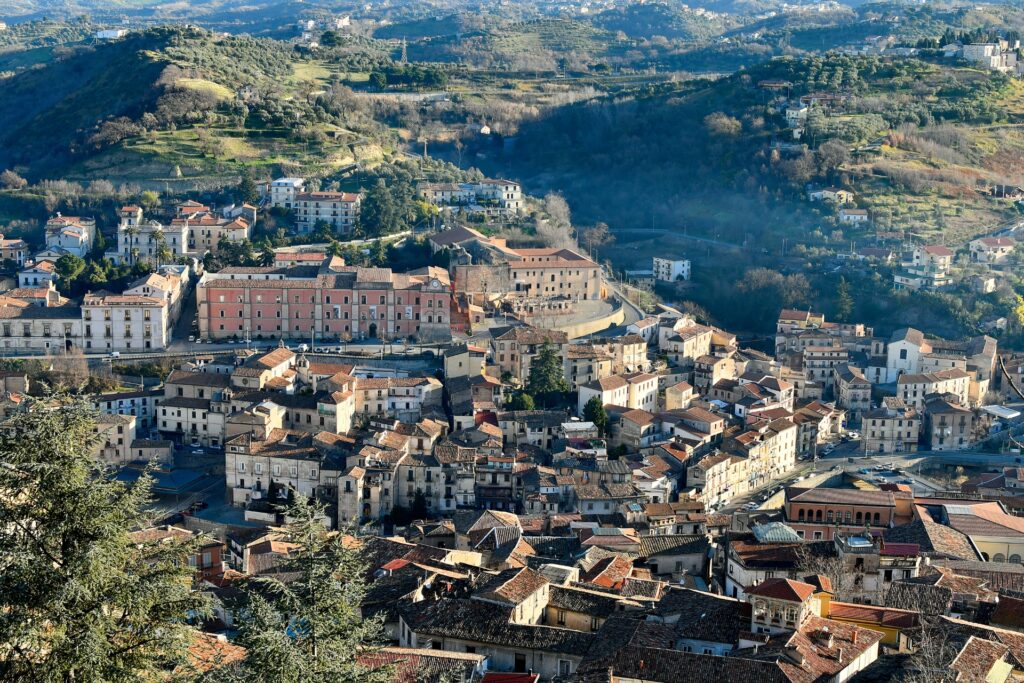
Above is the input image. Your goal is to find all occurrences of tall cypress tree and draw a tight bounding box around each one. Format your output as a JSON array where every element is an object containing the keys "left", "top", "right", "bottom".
[
  {"left": 527, "top": 341, "right": 569, "bottom": 406},
  {"left": 0, "top": 398, "right": 209, "bottom": 681}
]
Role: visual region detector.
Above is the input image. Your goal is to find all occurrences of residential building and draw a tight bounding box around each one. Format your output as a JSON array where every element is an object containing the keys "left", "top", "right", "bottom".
[
  {"left": 862, "top": 397, "right": 919, "bottom": 454},
  {"left": 577, "top": 372, "right": 659, "bottom": 414},
  {"left": 270, "top": 177, "right": 305, "bottom": 208},
  {"left": 18, "top": 261, "right": 57, "bottom": 288},
  {"left": 0, "top": 234, "right": 28, "bottom": 266},
  {"left": 418, "top": 179, "right": 522, "bottom": 215},
  {"left": 158, "top": 370, "right": 232, "bottom": 447},
  {"left": 839, "top": 208, "right": 869, "bottom": 224},
  {"left": 897, "top": 368, "right": 971, "bottom": 410},
  {"left": 225, "top": 428, "right": 342, "bottom": 506},
  {"left": 970, "top": 236, "right": 1016, "bottom": 264},
  {"left": 293, "top": 191, "right": 361, "bottom": 234},
  {"left": 894, "top": 245, "right": 954, "bottom": 290},
  {"left": 490, "top": 326, "right": 568, "bottom": 381},
  {"left": 82, "top": 293, "right": 169, "bottom": 351},
  {"left": 44, "top": 214, "right": 95, "bottom": 257},
  {"left": 923, "top": 396, "right": 974, "bottom": 451},
  {"left": 652, "top": 257, "right": 691, "bottom": 282}
]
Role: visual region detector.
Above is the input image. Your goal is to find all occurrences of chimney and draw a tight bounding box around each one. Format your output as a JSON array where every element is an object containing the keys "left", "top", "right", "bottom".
[
  {"left": 836, "top": 647, "right": 843, "bottom": 663},
  {"left": 852, "top": 630, "right": 858, "bottom": 644}
]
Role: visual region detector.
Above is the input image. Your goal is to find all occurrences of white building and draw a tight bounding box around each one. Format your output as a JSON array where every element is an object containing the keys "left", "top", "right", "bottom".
[
  {"left": 577, "top": 372, "right": 659, "bottom": 415},
  {"left": 82, "top": 293, "right": 170, "bottom": 351},
  {"left": 45, "top": 215, "right": 95, "bottom": 257},
  {"left": 294, "top": 191, "right": 361, "bottom": 234},
  {"left": 113, "top": 206, "right": 188, "bottom": 266},
  {"left": 18, "top": 261, "right": 57, "bottom": 288},
  {"left": 270, "top": 177, "right": 305, "bottom": 209},
  {"left": 652, "top": 257, "right": 691, "bottom": 282}
]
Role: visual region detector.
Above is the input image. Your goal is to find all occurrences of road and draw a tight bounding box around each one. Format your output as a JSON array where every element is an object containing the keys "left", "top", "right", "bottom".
[{"left": 719, "top": 446, "right": 1022, "bottom": 514}]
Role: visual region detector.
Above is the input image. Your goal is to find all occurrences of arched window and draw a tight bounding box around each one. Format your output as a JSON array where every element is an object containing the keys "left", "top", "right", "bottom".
[
  {"left": 855, "top": 512, "right": 863, "bottom": 524},
  {"left": 1010, "top": 555, "right": 1021, "bottom": 563},
  {"left": 798, "top": 509, "right": 806, "bottom": 522},
  {"left": 873, "top": 512, "right": 881, "bottom": 525},
  {"left": 994, "top": 553, "right": 1006, "bottom": 563},
  {"left": 815, "top": 509, "right": 822, "bottom": 522}
]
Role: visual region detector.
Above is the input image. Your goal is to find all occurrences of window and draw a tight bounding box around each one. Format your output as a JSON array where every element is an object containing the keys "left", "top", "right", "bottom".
[
  {"left": 558, "top": 660, "right": 571, "bottom": 676},
  {"left": 557, "top": 609, "right": 565, "bottom": 625}
]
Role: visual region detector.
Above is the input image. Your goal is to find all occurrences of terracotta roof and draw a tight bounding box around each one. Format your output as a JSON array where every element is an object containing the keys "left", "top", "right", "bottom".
[
  {"left": 828, "top": 601, "right": 919, "bottom": 629},
  {"left": 746, "top": 578, "right": 816, "bottom": 603}
]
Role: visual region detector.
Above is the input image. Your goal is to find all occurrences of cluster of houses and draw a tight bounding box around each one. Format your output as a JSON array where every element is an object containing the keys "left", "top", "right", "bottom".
[
  {"left": 85, "top": 320, "right": 1024, "bottom": 681},
  {"left": 0, "top": 198, "right": 262, "bottom": 352}
]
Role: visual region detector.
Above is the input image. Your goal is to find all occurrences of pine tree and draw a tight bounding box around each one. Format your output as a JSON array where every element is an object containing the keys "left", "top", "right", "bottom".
[
  {"left": 0, "top": 398, "right": 209, "bottom": 681},
  {"left": 583, "top": 395, "right": 608, "bottom": 436},
  {"left": 222, "top": 496, "right": 391, "bottom": 683},
  {"left": 526, "top": 341, "right": 569, "bottom": 406},
  {"left": 835, "top": 276, "right": 854, "bottom": 323}
]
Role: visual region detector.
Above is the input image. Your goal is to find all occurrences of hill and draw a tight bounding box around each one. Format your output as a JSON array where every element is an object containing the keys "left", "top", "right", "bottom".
[{"left": 0, "top": 26, "right": 389, "bottom": 185}]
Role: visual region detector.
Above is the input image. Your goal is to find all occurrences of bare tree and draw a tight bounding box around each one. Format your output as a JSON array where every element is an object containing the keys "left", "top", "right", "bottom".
[{"left": 795, "top": 542, "right": 852, "bottom": 601}]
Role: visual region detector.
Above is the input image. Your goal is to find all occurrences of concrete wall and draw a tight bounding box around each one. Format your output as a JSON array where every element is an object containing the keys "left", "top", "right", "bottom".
[{"left": 550, "top": 300, "right": 626, "bottom": 340}]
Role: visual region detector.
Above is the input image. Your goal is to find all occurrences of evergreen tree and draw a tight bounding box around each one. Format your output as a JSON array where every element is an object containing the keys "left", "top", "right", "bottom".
[
  {"left": 583, "top": 395, "right": 608, "bottom": 436},
  {"left": 0, "top": 399, "right": 209, "bottom": 681},
  {"left": 223, "top": 496, "right": 391, "bottom": 683},
  {"left": 410, "top": 490, "right": 429, "bottom": 520},
  {"left": 505, "top": 392, "right": 535, "bottom": 411},
  {"left": 835, "top": 276, "right": 854, "bottom": 322},
  {"left": 527, "top": 341, "right": 569, "bottom": 406},
  {"left": 237, "top": 176, "right": 259, "bottom": 204}
]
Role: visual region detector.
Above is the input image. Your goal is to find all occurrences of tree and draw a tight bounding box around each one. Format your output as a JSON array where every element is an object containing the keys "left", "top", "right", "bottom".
[
  {"left": 139, "top": 190, "right": 161, "bottom": 210},
  {"left": 0, "top": 169, "right": 28, "bottom": 190},
  {"left": 582, "top": 395, "right": 608, "bottom": 436},
  {"left": 835, "top": 276, "right": 854, "bottom": 322},
  {"left": 410, "top": 490, "right": 429, "bottom": 520},
  {"left": 223, "top": 496, "right": 391, "bottom": 683},
  {"left": 237, "top": 176, "right": 260, "bottom": 204},
  {"left": 581, "top": 222, "right": 614, "bottom": 258},
  {"left": 505, "top": 392, "right": 535, "bottom": 411},
  {"left": 527, "top": 341, "right": 569, "bottom": 405},
  {"left": 0, "top": 399, "right": 209, "bottom": 681},
  {"left": 54, "top": 253, "right": 85, "bottom": 283},
  {"left": 704, "top": 112, "right": 742, "bottom": 137},
  {"left": 359, "top": 179, "right": 415, "bottom": 236}
]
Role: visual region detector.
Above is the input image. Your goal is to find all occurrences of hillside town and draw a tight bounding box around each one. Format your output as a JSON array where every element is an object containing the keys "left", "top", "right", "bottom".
[{"left": 0, "top": 174, "right": 1021, "bottom": 681}]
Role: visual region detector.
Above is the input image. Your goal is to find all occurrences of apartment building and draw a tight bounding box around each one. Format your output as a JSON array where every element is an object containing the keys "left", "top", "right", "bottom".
[
  {"left": 923, "top": 396, "right": 975, "bottom": 452},
  {"left": 862, "top": 397, "right": 919, "bottom": 454},
  {"left": 577, "top": 372, "right": 659, "bottom": 414},
  {"left": 834, "top": 364, "right": 872, "bottom": 415},
  {"left": 418, "top": 179, "right": 522, "bottom": 215},
  {"left": 82, "top": 293, "right": 169, "bottom": 351},
  {"left": 490, "top": 326, "right": 569, "bottom": 380},
  {"left": 894, "top": 245, "right": 954, "bottom": 291},
  {"left": 0, "top": 235, "right": 28, "bottom": 266},
  {"left": 896, "top": 368, "right": 970, "bottom": 410},
  {"left": 270, "top": 177, "right": 305, "bottom": 208},
  {"left": 113, "top": 206, "right": 189, "bottom": 266},
  {"left": 802, "top": 345, "right": 849, "bottom": 390},
  {"left": 294, "top": 191, "right": 361, "bottom": 234},
  {"left": 197, "top": 258, "right": 452, "bottom": 343},
  {"left": 158, "top": 370, "right": 232, "bottom": 447},
  {"left": 652, "top": 257, "right": 691, "bottom": 282},
  {"left": 45, "top": 214, "right": 95, "bottom": 257},
  {"left": 0, "top": 303, "right": 81, "bottom": 352},
  {"left": 354, "top": 377, "right": 443, "bottom": 421},
  {"left": 225, "top": 428, "right": 343, "bottom": 505}
]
